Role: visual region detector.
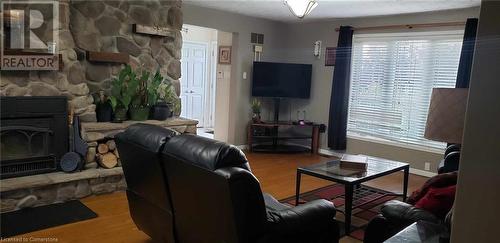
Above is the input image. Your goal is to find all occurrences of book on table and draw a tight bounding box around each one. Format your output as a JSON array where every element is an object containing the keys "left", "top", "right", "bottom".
[
  {"left": 323, "top": 154, "right": 368, "bottom": 176},
  {"left": 340, "top": 154, "right": 368, "bottom": 171}
]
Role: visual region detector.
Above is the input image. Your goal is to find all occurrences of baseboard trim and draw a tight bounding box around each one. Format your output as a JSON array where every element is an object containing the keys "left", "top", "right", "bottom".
[
  {"left": 236, "top": 145, "right": 249, "bottom": 150},
  {"left": 318, "top": 148, "right": 345, "bottom": 158},
  {"left": 242, "top": 147, "right": 437, "bottom": 177},
  {"left": 409, "top": 168, "right": 437, "bottom": 177},
  {"left": 319, "top": 149, "right": 436, "bottom": 178}
]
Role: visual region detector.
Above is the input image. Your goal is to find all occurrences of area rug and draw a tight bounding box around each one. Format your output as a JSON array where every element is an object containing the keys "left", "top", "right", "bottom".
[
  {"left": 280, "top": 184, "right": 401, "bottom": 241},
  {"left": 0, "top": 200, "right": 98, "bottom": 238}
]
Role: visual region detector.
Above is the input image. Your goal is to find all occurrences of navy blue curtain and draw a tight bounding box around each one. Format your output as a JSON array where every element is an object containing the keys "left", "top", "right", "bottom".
[
  {"left": 328, "top": 26, "right": 354, "bottom": 150},
  {"left": 456, "top": 18, "right": 478, "bottom": 88}
]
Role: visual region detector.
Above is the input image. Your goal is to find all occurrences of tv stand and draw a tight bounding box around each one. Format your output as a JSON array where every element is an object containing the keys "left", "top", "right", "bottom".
[
  {"left": 247, "top": 122, "right": 320, "bottom": 154},
  {"left": 273, "top": 98, "right": 281, "bottom": 122}
]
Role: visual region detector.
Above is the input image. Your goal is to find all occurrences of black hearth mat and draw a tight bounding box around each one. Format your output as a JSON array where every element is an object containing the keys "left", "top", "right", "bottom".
[{"left": 0, "top": 200, "right": 97, "bottom": 238}]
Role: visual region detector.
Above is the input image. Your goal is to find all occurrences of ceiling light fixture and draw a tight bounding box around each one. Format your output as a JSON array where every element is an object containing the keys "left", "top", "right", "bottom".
[{"left": 284, "top": 0, "right": 318, "bottom": 19}]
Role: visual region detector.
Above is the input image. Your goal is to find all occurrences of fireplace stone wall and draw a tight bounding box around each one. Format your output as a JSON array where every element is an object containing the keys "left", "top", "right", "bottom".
[
  {"left": 0, "top": 0, "right": 186, "bottom": 212},
  {"left": 1, "top": 0, "right": 183, "bottom": 121}
]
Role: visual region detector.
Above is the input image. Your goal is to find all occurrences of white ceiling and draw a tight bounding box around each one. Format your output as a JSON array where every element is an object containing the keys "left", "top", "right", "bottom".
[{"left": 184, "top": 0, "right": 480, "bottom": 22}]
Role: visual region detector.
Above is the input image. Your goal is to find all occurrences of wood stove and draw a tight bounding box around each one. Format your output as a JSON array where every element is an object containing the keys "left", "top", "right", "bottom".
[{"left": 0, "top": 96, "right": 68, "bottom": 178}]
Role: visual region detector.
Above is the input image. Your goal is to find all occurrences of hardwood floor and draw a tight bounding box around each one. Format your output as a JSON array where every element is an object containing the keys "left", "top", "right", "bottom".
[{"left": 9, "top": 152, "right": 427, "bottom": 243}]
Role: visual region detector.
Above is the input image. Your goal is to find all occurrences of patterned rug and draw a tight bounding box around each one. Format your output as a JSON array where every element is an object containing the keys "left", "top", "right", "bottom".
[{"left": 280, "top": 184, "right": 400, "bottom": 241}]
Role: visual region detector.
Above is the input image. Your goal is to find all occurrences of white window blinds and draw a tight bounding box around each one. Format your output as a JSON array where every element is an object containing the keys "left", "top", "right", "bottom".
[{"left": 347, "top": 31, "right": 464, "bottom": 150}]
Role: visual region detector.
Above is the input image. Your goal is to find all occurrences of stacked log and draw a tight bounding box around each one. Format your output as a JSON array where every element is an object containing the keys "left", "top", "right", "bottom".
[{"left": 96, "top": 140, "right": 119, "bottom": 169}]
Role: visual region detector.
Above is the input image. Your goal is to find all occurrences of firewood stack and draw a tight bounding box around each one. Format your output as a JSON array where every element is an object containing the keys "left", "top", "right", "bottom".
[{"left": 95, "top": 140, "right": 120, "bottom": 169}]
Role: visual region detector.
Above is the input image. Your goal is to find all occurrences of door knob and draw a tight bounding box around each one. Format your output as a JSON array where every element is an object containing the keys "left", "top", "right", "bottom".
[{"left": 190, "top": 91, "right": 194, "bottom": 93}]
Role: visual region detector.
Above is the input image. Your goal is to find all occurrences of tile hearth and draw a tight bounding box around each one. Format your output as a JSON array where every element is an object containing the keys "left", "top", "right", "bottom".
[{"left": 0, "top": 167, "right": 125, "bottom": 213}]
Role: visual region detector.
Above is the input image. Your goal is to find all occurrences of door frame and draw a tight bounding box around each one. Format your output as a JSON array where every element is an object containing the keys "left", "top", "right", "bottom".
[{"left": 207, "top": 40, "right": 218, "bottom": 129}]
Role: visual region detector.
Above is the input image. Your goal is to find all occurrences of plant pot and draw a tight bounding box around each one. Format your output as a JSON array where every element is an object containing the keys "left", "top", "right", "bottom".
[
  {"left": 152, "top": 101, "right": 172, "bottom": 120},
  {"left": 130, "top": 106, "right": 150, "bottom": 121},
  {"left": 113, "top": 106, "right": 128, "bottom": 122},
  {"left": 252, "top": 112, "right": 261, "bottom": 123},
  {"left": 96, "top": 102, "right": 113, "bottom": 122}
]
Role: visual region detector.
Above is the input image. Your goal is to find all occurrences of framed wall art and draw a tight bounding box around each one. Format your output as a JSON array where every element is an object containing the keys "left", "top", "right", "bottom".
[{"left": 218, "top": 46, "right": 232, "bottom": 64}]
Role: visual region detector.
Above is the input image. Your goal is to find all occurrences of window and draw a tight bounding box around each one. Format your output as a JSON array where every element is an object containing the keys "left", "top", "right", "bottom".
[{"left": 347, "top": 31, "right": 463, "bottom": 150}]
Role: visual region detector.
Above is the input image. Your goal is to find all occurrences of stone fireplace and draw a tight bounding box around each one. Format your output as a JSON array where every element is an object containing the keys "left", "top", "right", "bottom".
[
  {"left": 0, "top": 0, "right": 190, "bottom": 213},
  {"left": 1, "top": 96, "right": 68, "bottom": 178},
  {"left": 1, "top": 0, "right": 183, "bottom": 120}
]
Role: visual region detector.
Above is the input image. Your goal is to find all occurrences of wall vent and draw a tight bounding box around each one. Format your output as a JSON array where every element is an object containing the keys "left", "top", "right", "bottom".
[{"left": 251, "top": 33, "right": 264, "bottom": 44}]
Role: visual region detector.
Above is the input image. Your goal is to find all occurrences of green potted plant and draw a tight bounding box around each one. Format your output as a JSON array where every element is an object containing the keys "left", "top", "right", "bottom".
[
  {"left": 153, "top": 82, "right": 173, "bottom": 120},
  {"left": 109, "top": 65, "right": 138, "bottom": 122},
  {"left": 158, "top": 81, "right": 181, "bottom": 117},
  {"left": 129, "top": 70, "right": 162, "bottom": 121},
  {"left": 251, "top": 98, "right": 262, "bottom": 123}
]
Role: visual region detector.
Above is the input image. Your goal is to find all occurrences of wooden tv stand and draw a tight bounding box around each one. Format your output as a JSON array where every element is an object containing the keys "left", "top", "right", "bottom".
[{"left": 247, "top": 122, "right": 320, "bottom": 154}]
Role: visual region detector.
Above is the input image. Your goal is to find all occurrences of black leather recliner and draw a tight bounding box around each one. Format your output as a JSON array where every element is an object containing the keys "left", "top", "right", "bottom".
[
  {"left": 364, "top": 144, "right": 461, "bottom": 243},
  {"left": 438, "top": 144, "right": 461, "bottom": 174},
  {"left": 117, "top": 124, "right": 340, "bottom": 243},
  {"left": 115, "top": 124, "right": 179, "bottom": 243},
  {"left": 363, "top": 200, "right": 441, "bottom": 243}
]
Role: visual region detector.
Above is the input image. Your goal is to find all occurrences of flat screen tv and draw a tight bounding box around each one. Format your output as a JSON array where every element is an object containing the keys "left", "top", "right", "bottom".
[{"left": 252, "top": 62, "right": 312, "bottom": 98}]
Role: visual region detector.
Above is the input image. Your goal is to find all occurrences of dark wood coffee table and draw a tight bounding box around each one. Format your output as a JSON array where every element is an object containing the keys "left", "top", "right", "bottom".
[{"left": 295, "top": 156, "right": 410, "bottom": 235}]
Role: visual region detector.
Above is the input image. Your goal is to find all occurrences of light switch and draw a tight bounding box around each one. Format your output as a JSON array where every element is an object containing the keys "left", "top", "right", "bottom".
[
  {"left": 254, "top": 45, "right": 263, "bottom": 53},
  {"left": 243, "top": 72, "right": 247, "bottom": 80},
  {"left": 217, "top": 71, "right": 224, "bottom": 79}
]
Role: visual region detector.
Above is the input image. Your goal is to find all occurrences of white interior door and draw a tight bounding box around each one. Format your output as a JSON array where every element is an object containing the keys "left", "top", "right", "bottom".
[{"left": 181, "top": 42, "right": 207, "bottom": 126}]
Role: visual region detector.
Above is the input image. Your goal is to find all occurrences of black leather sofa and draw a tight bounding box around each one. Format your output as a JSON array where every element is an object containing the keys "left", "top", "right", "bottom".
[{"left": 116, "top": 124, "right": 340, "bottom": 243}]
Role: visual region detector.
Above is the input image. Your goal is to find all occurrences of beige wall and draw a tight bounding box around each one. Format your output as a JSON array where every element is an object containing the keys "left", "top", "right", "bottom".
[
  {"left": 183, "top": 4, "right": 289, "bottom": 145},
  {"left": 183, "top": 5, "right": 482, "bottom": 172},
  {"left": 451, "top": 2, "right": 500, "bottom": 242},
  {"left": 213, "top": 31, "right": 233, "bottom": 142},
  {"left": 280, "top": 7, "right": 480, "bottom": 171},
  {"left": 183, "top": 24, "right": 217, "bottom": 43},
  {"left": 346, "top": 139, "right": 443, "bottom": 172}
]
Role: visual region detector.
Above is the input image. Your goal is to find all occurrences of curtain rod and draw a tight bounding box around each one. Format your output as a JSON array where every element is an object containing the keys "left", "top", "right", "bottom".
[{"left": 335, "top": 21, "right": 466, "bottom": 32}]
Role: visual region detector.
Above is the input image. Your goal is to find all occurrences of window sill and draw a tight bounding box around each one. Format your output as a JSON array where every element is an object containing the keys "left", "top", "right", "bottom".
[{"left": 346, "top": 133, "right": 444, "bottom": 155}]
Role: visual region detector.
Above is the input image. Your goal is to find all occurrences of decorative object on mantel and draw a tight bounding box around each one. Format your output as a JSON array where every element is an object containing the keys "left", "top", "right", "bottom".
[
  {"left": 151, "top": 102, "right": 171, "bottom": 120},
  {"left": 132, "top": 24, "right": 175, "bottom": 38},
  {"left": 93, "top": 90, "right": 113, "bottom": 122},
  {"left": 251, "top": 98, "right": 262, "bottom": 123},
  {"left": 154, "top": 82, "right": 178, "bottom": 120},
  {"left": 219, "top": 46, "right": 232, "bottom": 64},
  {"left": 86, "top": 51, "right": 130, "bottom": 64},
  {"left": 325, "top": 47, "right": 336, "bottom": 66}
]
